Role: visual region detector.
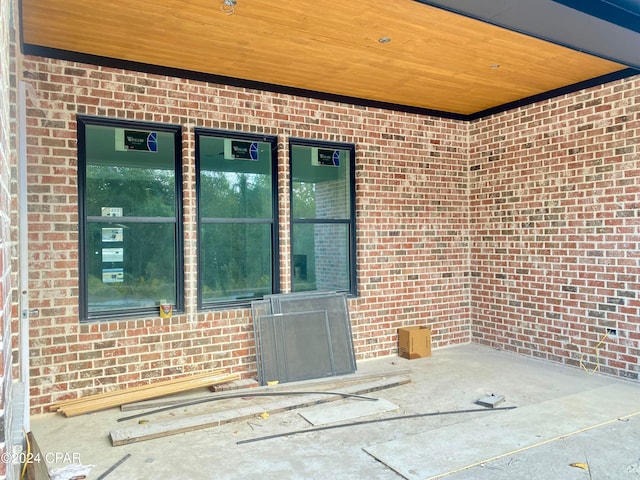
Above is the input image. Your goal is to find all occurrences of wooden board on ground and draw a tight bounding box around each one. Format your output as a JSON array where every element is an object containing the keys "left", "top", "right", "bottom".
[
  {"left": 51, "top": 370, "right": 227, "bottom": 411},
  {"left": 110, "top": 374, "right": 411, "bottom": 446},
  {"left": 53, "top": 371, "right": 238, "bottom": 417},
  {"left": 120, "top": 369, "right": 411, "bottom": 412}
]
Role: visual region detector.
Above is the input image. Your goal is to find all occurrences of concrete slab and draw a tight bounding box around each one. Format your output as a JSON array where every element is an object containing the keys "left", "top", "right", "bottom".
[
  {"left": 444, "top": 414, "right": 640, "bottom": 480},
  {"left": 299, "top": 398, "right": 399, "bottom": 426},
  {"left": 364, "top": 383, "right": 640, "bottom": 479},
  {"left": 110, "top": 375, "right": 409, "bottom": 445},
  {"left": 28, "top": 344, "right": 640, "bottom": 480}
]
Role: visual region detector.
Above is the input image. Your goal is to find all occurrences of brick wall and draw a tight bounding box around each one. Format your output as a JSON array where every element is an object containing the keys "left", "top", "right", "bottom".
[
  {"left": 21, "top": 56, "right": 470, "bottom": 413},
  {"left": 21, "top": 52, "right": 639, "bottom": 414},
  {"left": 469, "top": 76, "right": 640, "bottom": 379}
]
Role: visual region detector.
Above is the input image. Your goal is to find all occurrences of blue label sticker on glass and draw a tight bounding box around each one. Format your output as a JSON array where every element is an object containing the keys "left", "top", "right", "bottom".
[
  {"left": 147, "top": 132, "right": 158, "bottom": 152},
  {"left": 123, "top": 130, "right": 157, "bottom": 152},
  {"left": 318, "top": 149, "right": 340, "bottom": 166}
]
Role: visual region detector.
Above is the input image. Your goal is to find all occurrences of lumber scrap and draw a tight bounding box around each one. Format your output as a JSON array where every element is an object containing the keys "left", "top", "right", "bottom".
[
  {"left": 110, "top": 374, "right": 410, "bottom": 446},
  {"left": 121, "top": 368, "right": 410, "bottom": 412},
  {"left": 53, "top": 371, "right": 238, "bottom": 417},
  {"left": 50, "top": 370, "right": 226, "bottom": 412},
  {"left": 120, "top": 392, "right": 212, "bottom": 412},
  {"left": 118, "top": 390, "right": 379, "bottom": 423},
  {"left": 210, "top": 377, "right": 260, "bottom": 392}
]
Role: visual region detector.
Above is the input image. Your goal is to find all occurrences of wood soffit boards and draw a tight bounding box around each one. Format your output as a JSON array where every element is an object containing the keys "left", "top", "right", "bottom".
[{"left": 19, "top": 0, "right": 634, "bottom": 119}]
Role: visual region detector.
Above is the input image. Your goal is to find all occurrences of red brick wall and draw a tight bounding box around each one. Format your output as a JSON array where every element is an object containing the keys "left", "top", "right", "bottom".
[
  {"left": 469, "top": 76, "right": 640, "bottom": 379},
  {"left": 21, "top": 56, "right": 470, "bottom": 413},
  {"left": 22, "top": 53, "right": 639, "bottom": 414}
]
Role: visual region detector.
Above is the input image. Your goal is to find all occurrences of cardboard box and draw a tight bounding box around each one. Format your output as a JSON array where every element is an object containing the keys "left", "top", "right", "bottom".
[{"left": 398, "top": 326, "right": 431, "bottom": 359}]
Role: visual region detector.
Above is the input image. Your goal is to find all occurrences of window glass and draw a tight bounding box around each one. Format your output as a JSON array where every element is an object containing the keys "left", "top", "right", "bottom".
[
  {"left": 292, "top": 223, "right": 350, "bottom": 292},
  {"left": 199, "top": 135, "right": 273, "bottom": 218},
  {"left": 291, "top": 146, "right": 351, "bottom": 219},
  {"left": 290, "top": 141, "right": 356, "bottom": 295},
  {"left": 86, "top": 222, "right": 177, "bottom": 312},
  {"left": 79, "top": 119, "right": 183, "bottom": 320},
  {"left": 200, "top": 223, "right": 273, "bottom": 303},
  {"left": 197, "top": 131, "right": 278, "bottom": 307}
]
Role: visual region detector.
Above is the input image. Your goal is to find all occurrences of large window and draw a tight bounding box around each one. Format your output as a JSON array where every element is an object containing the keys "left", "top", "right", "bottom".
[
  {"left": 78, "top": 117, "right": 183, "bottom": 321},
  {"left": 290, "top": 139, "right": 357, "bottom": 295},
  {"left": 196, "top": 129, "right": 278, "bottom": 308}
]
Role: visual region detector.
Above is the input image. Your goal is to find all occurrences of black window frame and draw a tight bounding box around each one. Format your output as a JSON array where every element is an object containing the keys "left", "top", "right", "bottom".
[
  {"left": 288, "top": 138, "right": 357, "bottom": 296},
  {"left": 77, "top": 115, "right": 184, "bottom": 322},
  {"left": 195, "top": 128, "right": 280, "bottom": 310}
]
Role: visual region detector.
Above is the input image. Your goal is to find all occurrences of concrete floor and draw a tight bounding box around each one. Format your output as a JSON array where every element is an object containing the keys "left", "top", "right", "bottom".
[{"left": 31, "top": 344, "right": 640, "bottom": 480}]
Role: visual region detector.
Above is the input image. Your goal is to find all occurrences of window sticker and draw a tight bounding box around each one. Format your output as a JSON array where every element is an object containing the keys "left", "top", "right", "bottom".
[
  {"left": 101, "top": 207, "right": 123, "bottom": 217},
  {"left": 102, "top": 248, "right": 124, "bottom": 263},
  {"left": 312, "top": 148, "right": 340, "bottom": 167},
  {"left": 224, "top": 139, "right": 259, "bottom": 160},
  {"left": 102, "top": 268, "right": 124, "bottom": 283},
  {"left": 115, "top": 129, "right": 158, "bottom": 152},
  {"left": 102, "top": 228, "right": 123, "bottom": 242}
]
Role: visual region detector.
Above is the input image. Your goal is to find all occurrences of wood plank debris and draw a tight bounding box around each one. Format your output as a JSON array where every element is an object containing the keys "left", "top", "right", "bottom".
[
  {"left": 120, "top": 369, "right": 410, "bottom": 412},
  {"left": 50, "top": 370, "right": 239, "bottom": 417},
  {"left": 210, "top": 378, "right": 259, "bottom": 392},
  {"left": 118, "top": 390, "right": 378, "bottom": 423},
  {"left": 51, "top": 370, "right": 225, "bottom": 411},
  {"left": 110, "top": 374, "right": 411, "bottom": 446},
  {"left": 116, "top": 378, "right": 258, "bottom": 412}
]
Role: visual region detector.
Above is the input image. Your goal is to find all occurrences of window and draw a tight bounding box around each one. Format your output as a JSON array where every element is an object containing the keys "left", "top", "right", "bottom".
[
  {"left": 196, "top": 129, "right": 279, "bottom": 308},
  {"left": 77, "top": 117, "right": 183, "bottom": 321},
  {"left": 289, "top": 139, "right": 357, "bottom": 295}
]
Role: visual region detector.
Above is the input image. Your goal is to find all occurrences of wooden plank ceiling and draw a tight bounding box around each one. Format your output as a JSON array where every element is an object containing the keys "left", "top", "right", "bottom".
[{"left": 20, "top": 0, "right": 629, "bottom": 117}]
